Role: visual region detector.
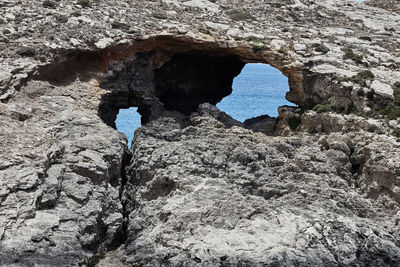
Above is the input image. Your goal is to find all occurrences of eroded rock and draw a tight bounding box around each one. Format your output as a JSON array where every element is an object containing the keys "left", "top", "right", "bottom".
[
  {"left": 0, "top": 0, "right": 399, "bottom": 265},
  {"left": 119, "top": 114, "right": 400, "bottom": 266}
]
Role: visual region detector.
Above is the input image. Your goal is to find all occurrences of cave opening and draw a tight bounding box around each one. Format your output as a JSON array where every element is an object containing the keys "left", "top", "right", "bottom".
[
  {"left": 153, "top": 51, "right": 245, "bottom": 115},
  {"left": 115, "top": 107, "right": 142, "bottom": 148},
  {"left": 99, "top": 48, "right": 300, "bottom": 145},
  {"left": 216, "top": 63, "right": 293, "bottom": 122}
]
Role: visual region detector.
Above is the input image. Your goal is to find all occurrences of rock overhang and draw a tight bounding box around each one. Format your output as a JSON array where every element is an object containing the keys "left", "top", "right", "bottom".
[
  {"left": 2, "top": 0, "right": 399, "bottom": 115},
  {"left": 24, "top": 35, "right": 299, "bottom": 126},
  {"left": 10, "top": 31, "right": 393, "bottom": 142}
]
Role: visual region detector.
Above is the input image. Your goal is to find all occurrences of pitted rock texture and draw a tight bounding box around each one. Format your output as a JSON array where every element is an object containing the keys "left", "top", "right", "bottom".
[
  {"left": 1, "top": 0, "right": 400, "bottom": 113},
  {"left": 367, "top": 0, "right": 400, "bottom": 13},
  {"left": 119, "top": 114, "right": 400, "bottom": 266},
  {"left": 0, "top": 0, "right": 400, "bottom": 266},
  {"left": 0, "top": 81, "right": 127, "bottom": 265}
]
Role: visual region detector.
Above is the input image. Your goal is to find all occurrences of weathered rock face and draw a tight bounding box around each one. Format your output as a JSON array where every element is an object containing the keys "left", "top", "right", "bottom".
[
  {"left": 367, "top": 0, "right": 400, "bottom": 13},
  {"left": 0, "top": 0, "right": 400, "bottom": 266},
  {"left": 119, "top": 114, "right": 400, "bottom": 266},
  {"left": 0, "top": 82, "right": 127, "bottom": 265}
]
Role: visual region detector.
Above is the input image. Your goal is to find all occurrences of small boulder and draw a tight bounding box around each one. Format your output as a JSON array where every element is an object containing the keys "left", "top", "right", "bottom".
[{"left": 244, "top": 115, "right": 277, "bottom": 135}]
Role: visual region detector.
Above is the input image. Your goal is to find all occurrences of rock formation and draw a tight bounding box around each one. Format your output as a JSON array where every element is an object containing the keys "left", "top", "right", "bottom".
[
  {"left": 0, "top": 0, "right": 399, "bottom": 265},
  {"left": 367, "top": 0, "right": 400, "bottom": 13}
]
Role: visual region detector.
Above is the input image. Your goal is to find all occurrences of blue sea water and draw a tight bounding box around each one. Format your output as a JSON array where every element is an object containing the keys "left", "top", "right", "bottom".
[
  {"left": 116, "top": 63, "right": 293, "bottom": 146},
  {"left": 115, "top": 107, "right": 141, "bottom": 147},
  {"left": 217, "top": 63, "right": 293, "bottom": 122}
]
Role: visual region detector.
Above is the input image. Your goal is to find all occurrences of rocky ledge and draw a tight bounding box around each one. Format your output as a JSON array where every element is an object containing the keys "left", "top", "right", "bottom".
[{"left": 0, "top": 0, "right": 399, "bottom": 266}]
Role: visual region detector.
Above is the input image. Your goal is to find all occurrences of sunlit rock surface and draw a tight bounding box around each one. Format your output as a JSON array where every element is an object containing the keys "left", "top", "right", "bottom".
[{"left": 0, "top": 0, "right": 400, "bottom": 265}]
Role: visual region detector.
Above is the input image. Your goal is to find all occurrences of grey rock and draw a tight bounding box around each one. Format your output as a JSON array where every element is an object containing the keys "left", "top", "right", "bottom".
[
  {"left": 193, "top": 103, "right": 243, "bottom": 128},
  {"left": 120, "top": 115, "right": 400, "bottom": 266},
  {"left": 244, "top": 115, "right": 277, "bottom": 135},
  {"left": 0, "top": 0, "right": 399, "bottom": 265}
]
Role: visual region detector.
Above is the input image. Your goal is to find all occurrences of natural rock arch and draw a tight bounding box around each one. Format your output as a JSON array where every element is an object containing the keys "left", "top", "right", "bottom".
[
  {"left": 1, "top": 0, "right": 400, "bottom": 265},
  {"left": 30, "top": 35, "right": 384, "bottom": 133},
  {"left": 89, "top": 37, "right": 315, "bottom": 133}
]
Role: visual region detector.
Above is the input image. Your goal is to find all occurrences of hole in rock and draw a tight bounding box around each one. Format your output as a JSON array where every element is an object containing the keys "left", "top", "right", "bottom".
[
  {"left": 154, "top": 51, "right": 245, "bottom": 115},
  {"left": 115, "top": 107, "right": 142, "bottom": 148},
  {"left": 99, "top": 49, "right": 300, "bottom": 142},
  {"left": 217, "top": 63, "right": 293, "bottom": 122}
]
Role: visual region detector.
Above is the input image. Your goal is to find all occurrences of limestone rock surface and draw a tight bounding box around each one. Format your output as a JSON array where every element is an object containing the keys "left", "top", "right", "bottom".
[
  {"left": 119, "top": 115, "right": 400, "bottom": 266},
  {"left": 0, "top": 0, "right": 399, "bottom": 266}
]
